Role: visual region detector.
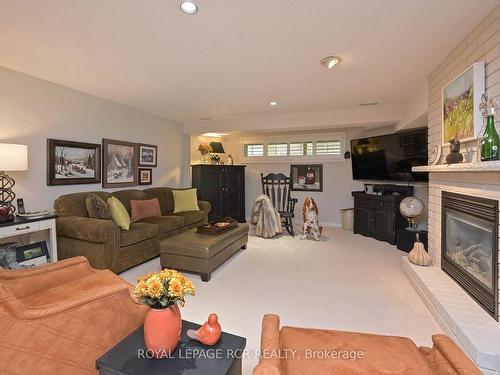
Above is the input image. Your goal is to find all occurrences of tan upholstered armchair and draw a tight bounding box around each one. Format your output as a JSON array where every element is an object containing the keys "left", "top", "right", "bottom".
[
  {"left": 0, "top": 257, "right": 147, "bottom": 375},
  {"left": 253, "top": 314, "right": 481, "bottom": 375}
]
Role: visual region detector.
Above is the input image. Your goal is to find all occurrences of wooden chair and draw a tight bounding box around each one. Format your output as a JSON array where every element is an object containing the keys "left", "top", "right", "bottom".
[{"left": 261, "top": 173, "right": 298, "bottom": 236}]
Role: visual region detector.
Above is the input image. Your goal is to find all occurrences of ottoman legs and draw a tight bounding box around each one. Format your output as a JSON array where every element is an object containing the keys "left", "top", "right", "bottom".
[{"left": 201, "top": 272, "right": 211, "bottom": 282}]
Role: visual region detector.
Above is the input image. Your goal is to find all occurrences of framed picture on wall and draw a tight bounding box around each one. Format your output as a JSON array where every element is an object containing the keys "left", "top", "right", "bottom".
[
  {"left": 138, "top": 168, "right": 152, "bottom": 185},
  {"left": 138, "top": 144, "right": 158, "bottom": 167},
  {"left": 47, "top": 139, "right": 101, "bottom": 186},
  {"left": 442, "top": 61, "right": 485, "bottom": 146},
  {"left": 290, "top": 164, "right": 323, "bottom": 192},
  {"left": 102, "top": 139, "right": 138, "bottom": 188}
]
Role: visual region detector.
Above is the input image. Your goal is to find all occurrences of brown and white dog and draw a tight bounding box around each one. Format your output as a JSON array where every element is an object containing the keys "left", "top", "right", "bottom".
[{"left": 301, "top": 196, "right": 322, "bottom": 241}]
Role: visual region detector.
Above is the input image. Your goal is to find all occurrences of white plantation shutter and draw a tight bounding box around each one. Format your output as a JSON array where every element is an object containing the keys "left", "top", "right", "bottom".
[
  {"left": 315, "top": 140, "right": 341, "bottom": 156},
  {"left": 289, "top": 142, "right": 313, "bottom": 156},
  {"left": 267, "top": 143, "right": 288, "bottom": 156},
  {"left": 244, "top": 144, "right": 264, "bottom": 157}
]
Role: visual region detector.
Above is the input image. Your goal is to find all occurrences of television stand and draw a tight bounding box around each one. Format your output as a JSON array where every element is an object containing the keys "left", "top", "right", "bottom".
[{"left": 352, "top": 189, "right": 410, "bottom": 245}]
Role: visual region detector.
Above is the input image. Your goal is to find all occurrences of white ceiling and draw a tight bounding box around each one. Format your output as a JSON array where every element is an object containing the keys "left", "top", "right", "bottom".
[{"left": 0, "top": 0, "right": 498, "bottom": 125}]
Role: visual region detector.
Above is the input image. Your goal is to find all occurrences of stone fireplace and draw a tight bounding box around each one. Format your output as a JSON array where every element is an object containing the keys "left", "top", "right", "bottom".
[{"left": 441, "top": 191, "right": 498, "bottom": 320}]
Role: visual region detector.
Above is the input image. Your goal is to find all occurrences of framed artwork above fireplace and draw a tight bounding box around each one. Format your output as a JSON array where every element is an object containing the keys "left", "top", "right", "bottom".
[{"left": 442, "top": 62, "right": 485, "bottom": 146}]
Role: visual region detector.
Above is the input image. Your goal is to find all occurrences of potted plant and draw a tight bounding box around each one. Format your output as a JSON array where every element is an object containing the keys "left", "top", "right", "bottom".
[{"left": 133, "top": 269, "right": 195, "bottom": 358}]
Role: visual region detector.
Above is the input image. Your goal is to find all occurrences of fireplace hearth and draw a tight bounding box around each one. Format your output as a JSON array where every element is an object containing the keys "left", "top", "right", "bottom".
[{"left": 442, "top": 191, "right": 498, "bottom": 320}]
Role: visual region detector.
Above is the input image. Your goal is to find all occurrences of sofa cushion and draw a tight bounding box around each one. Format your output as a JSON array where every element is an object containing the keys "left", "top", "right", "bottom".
[
  {"left": 120, "top": 222, "right": 158, "bottom": 247},
  {"left": 171, "top": 210, "right": 205, "bottom": 226},
  {"left": 130, "top": 198, "right": 161, "bottom": 222},
  {"left": 279, "top": 326, "right": 432, "bottom": 375},
  {"left": 108, "top": 197, "right": 131, "bottom": 230},
  {"left": 86, "top": 194, "right": 111, "bottom": 220},
  {"left": 143, "top": 187, "right": 174, "bottom": 215},
  {"left": 112, "top": 190, "right": 149, "bottom": 214},
  {"left": 139, "top": 216, "right": 184, "bottom": 235},
  {"left": 172, "top": 188, "right": 200, "bottom": 213}
]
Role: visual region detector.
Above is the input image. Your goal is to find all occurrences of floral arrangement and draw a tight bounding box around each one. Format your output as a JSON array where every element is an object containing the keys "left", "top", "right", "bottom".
[
  {"left": 134, "top": 269, "right": 195, "bottom": 309},
  {"left": 198, "top": 144, "right": 213, "bottom": 154}
]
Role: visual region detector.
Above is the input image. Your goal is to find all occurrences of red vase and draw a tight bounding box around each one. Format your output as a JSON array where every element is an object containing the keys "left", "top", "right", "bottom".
[{"left": 143, "top": 304, "right": 182, "bottom": 359}]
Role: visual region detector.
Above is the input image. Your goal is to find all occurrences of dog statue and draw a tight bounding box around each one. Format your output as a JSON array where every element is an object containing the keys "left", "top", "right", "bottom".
[{"left": 301, "top": 196, "right": 322, "bottom": 241}]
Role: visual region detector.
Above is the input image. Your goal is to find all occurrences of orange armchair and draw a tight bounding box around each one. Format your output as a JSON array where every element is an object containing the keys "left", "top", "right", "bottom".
[
  {"left": 253, "top": 314, "right": 481, "bottom": 375},
  {"left": 0, "top": 256, "right": 147, "bottom": 375}
]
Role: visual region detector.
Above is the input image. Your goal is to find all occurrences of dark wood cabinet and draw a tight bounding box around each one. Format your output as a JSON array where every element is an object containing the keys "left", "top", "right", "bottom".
[
  {"left": 191, "top": 165, "right": 246, "bottom": 223},
  {"left": 352, "top": 192, "right": 406, "bottom": 245}
]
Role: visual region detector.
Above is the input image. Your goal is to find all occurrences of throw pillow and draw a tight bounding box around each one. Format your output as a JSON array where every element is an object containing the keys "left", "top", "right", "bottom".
[
  {"left": 86, "top": 194, "right": 111, "bottom": 220},
  {"left": 130, "top": 198, "right": 161, "bottom": 222},
  {"left": 107, "top": 196, "right": 131, "bottom": 230},
  {"left": 172, "top": 188, "right": 200, "bottom": 213}
]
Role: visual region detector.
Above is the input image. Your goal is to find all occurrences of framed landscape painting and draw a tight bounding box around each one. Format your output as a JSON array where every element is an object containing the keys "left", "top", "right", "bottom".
[
  {"left": 290, "top": 164, "right": 323, "bottom": 192},
  {"left": 138, "top": 144, "right": 157, "bottom": 167},
  {"left": 442, "top": 62, "right": 485, "bottom": 146},
  {"left": 47, "top": 139, "right": 101, "bottom": 185},
  {"left": 102, "top": 139, "right": 138, "bottom": 188}
]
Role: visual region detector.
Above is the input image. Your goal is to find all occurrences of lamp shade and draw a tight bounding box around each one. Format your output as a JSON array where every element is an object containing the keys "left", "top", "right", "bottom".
[
  {"left": 0, "top": 144, "right": 28, "bottom": 171},
  {"left": 209, "top": 142, "right": 225, "bottom": 154}
]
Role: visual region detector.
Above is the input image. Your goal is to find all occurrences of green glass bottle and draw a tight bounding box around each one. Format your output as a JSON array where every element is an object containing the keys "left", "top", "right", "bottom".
[{"left": 481, "top": 110, "right": 500, "bottom": 161}]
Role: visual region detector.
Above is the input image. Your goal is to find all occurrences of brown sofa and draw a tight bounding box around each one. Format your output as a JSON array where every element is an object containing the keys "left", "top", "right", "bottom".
[
  {"left": 254, "top": 314, "right": 481, "bottom": 375},
  {"left": 0, "top": 256, "right": 147, "bottom": 375},
  {"left": 54, "top": 188, "right": 210, "bottom": 274}
]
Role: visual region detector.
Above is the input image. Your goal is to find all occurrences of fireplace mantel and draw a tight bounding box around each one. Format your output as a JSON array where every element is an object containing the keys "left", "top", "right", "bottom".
[{"left": 413, "top": 160, "right": 500, "bottom": 173}]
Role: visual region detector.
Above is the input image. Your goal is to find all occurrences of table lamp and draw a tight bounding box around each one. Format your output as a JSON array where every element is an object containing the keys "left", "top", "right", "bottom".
[
  {"left": 399, "top": 196, "right": 431, "bottom": 266},
  {"left": 0, "top": 143, "right": 28, "bottom": 222}
]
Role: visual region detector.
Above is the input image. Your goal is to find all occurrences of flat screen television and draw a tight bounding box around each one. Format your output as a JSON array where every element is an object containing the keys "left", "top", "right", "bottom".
[{"left": 350, "top": 128, "right": 429, "bottom": 182}]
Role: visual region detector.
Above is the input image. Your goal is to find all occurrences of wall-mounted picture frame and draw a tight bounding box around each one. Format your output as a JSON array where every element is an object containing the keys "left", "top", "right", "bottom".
[
  {"left": 102, "top": 139, "right": 137, "bottom": 188},
  {"left": 138, "top": 168, "right": 152, "bottom": 185},
  {"left": 290, "top": 164, "right": 323, "bottom": 192},
  {"left": 138, "top": 144, "right": 158, "bottom": 167},
  {"left": 47, "top": 139, "right": 101, "bottom": 186},
  {"left": 442, "top": 61, "right": 485, "bottom": 146}
]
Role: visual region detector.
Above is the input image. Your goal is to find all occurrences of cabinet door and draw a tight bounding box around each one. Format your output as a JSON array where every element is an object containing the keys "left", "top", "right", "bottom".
[
  {"left": 225, "top": 169, "right": 244, "bottom": 219},
  {"left": 204, "top": 169, "right": 225, "bottom": 221},
  {"left": 354, "top": 207, "right": 373, "bottom": 234},
  {"left": 374, "top": 210, "right": 394, "bottom": 238}
]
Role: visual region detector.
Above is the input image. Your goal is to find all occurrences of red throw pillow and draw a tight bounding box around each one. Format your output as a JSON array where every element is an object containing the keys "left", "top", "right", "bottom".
[{"left": 130, "top": 198, "right": 162, "bottom": 223}]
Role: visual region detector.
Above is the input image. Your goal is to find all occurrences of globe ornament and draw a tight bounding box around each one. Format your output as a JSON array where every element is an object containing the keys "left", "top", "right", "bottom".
[{"left": 399, "top": 196, "right": 424, "bottom": 229}]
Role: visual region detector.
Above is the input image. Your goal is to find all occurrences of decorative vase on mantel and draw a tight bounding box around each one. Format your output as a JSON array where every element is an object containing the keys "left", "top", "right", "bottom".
[{"left": 133, "top": 269, "right": 195, "bottom": 359}]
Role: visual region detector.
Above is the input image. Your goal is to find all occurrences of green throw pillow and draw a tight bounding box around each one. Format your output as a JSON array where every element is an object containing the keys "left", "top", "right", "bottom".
[
  {"left": 172, "top": 188, "right": 200, "bottom": 213},
  {"left": 107, "top": 196, "right": 131, "bottom": 230}
]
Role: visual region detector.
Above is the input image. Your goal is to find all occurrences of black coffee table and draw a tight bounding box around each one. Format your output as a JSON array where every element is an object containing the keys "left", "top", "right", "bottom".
[{"left": 96, "top": 320, "right": 246, "bottom": 375}]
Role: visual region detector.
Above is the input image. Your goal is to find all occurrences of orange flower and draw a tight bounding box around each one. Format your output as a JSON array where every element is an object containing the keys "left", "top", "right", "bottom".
[
  {"left": 168, "top": 279, "right": 184, "bottom": 297},
  {"left": 134, "top": 280, "right": 147, "bottom": 297},
  {"left": 146, "top": 276, "right": 164, "bottom": 299}
]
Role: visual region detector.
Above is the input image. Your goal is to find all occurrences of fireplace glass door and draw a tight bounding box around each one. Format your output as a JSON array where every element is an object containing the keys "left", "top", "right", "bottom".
[
  {"left": 441, "top": 191, "right": 498, "bottom": 320},
  {"left": 444, "top": 209, "right": 493, "bottom": 292}
]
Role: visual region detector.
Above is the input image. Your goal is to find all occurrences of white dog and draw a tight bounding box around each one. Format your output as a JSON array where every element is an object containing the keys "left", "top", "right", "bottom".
[{"left": 301, "top": 196, "right": 322, "bottom": 241}]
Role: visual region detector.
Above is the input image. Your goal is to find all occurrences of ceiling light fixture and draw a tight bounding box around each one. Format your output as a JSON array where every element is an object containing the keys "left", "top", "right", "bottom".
[
  {"left": 320, "top": 56, "right": 342, "bottom": 69},
  {"left": 269, "top": 101, "right": 278, "bottom": 106},
  {"left": 202, "top": 133, "right": 227, "bottom": 138},
  {"left": 359, "top": 102, "right": 379, "bottom": 106},
  {"left": 180, "top": 1, "right": 198, "bottom": 14}
]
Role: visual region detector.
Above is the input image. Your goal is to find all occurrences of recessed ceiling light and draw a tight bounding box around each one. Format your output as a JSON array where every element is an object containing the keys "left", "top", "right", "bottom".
[
  {"left": 359, "top": 102, "right": 379, "bottom": 106},
  {"left": 269, "top": 101, "right": 278, "bottom": 106},
  {"left": 180, "top": 1, "right": 198, "bottom": 14},
  {"left": 320, "top": 56, "right": 342, "bottom": 69}
]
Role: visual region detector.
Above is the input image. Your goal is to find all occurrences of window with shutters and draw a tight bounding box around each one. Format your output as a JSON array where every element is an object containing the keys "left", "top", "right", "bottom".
[
  {"left": 241, "top": 133, "right": 344, "bottom": 162},
  {"left": 244, "top": 144, "right": 264, "bottom": 157},
  {"left": 315, "top": 140, "right": 341, "bottom": 156},
  {"left": 289, "top": 142, "right": 313, "bottom": 156},
  {"left": 267, "top": 143, "right": 288, "bottom": 156}
]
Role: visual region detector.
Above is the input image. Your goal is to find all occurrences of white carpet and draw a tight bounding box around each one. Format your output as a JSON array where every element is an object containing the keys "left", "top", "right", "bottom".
[{"left": 120, "top": 227, "right": 443, "bottom": 375}]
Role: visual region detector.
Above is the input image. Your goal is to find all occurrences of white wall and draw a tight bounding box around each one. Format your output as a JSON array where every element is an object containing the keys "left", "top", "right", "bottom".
[{"left": 0, "top": 67, "right": 186, "bottom": 211}]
